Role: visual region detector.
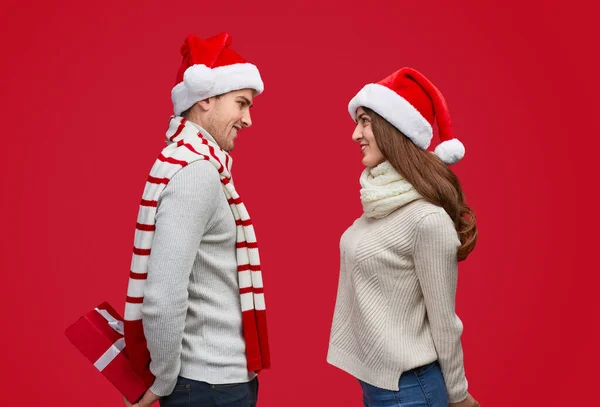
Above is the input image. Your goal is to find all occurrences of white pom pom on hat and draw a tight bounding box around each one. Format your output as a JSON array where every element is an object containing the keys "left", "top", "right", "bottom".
[
  {"left": 434, "top": 138, "right": 465, "bottom": 165},
  {"left": 348, "top": 67, "right": 465, "bottom": 165}
]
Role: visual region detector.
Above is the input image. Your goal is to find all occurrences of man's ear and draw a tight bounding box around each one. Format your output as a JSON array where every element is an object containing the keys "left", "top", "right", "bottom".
[{"left": 196, "top": 98, "right": 212, "bottom": 112}]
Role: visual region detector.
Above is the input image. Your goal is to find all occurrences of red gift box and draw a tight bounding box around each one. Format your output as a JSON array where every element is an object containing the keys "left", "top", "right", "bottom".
[{"left": 65, "top": 302, "right": 149, "bottom": 404}]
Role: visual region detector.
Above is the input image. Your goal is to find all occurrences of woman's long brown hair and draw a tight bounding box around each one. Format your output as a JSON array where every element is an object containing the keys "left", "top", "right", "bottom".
[{"left": 365, "top": 107, "right": 477, "bottom": 261}]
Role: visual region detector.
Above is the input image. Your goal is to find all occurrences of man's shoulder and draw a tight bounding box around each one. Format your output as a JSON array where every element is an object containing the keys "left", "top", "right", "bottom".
[
  {"left": 168, "top": 159, "right": 219, "bottom": 183},
  {"left": 163, "top": 159, "right": 222, "bottom": 198}
]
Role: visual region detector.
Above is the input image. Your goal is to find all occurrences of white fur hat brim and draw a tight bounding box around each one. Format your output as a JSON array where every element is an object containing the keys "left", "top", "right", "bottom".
[{"left": 172, "top": 63, "right": 264, "bottom": 116}]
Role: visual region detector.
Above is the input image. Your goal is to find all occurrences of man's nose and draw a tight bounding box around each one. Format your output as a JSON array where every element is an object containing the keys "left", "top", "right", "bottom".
[{"left": 241, "top": 110, "right": 252, "bottom": 128}]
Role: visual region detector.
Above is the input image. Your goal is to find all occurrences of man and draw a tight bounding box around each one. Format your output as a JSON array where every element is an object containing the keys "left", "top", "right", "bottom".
[{"left": 122, "top": 32, "right": 270, "bottom": 407}]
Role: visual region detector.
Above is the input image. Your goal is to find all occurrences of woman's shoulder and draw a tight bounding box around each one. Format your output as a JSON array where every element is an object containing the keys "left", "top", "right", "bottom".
[
  {"left": 404, "top": 201, "right": 458, "bottom": 246},
  {"left": 391, "top": 199, "right": 450, "bottom": 223},
  {"left": 384, "top": 199, "right": 455, "bottom": 239}
]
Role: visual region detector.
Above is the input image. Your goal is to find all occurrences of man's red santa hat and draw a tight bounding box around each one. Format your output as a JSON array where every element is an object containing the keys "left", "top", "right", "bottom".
[{"left": 171, "top": 33, "right": 264, "bottom": 116}]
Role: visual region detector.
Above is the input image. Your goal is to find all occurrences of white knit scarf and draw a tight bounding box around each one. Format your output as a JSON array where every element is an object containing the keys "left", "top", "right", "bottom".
[{"left": 360, "top": 161, "right": 422, "bottom": 219}]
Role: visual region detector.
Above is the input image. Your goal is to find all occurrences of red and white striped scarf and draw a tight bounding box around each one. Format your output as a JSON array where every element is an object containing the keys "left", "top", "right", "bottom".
[{"left": 123, "top": 116, "right": 270, "bottom": 385}]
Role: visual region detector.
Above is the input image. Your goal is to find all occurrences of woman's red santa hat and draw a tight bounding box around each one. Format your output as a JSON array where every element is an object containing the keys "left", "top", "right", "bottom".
[
  {"left": 348, "top": 67, "right": 465, "bottom": 165},
  {"left": 171, "top": 32, "right": 264, "bottom": 116}
]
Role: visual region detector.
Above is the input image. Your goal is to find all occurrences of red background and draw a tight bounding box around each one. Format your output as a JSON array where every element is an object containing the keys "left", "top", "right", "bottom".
[{"left": 1, "top": 1, "right": 598, "bottom": 406}]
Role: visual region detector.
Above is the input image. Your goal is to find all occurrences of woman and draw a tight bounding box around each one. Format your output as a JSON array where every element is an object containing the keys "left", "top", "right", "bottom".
[{"left": 327, "top": 67, "right": 480, "bottom": 407}]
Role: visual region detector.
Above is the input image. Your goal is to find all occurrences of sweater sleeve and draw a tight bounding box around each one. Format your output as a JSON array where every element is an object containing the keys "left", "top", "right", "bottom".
[
  {"left": 412, "top": 211, "right": 468, "bottom": 403},
  {"left": 141, "top": 160, "right": 221, "bottom": 396}
]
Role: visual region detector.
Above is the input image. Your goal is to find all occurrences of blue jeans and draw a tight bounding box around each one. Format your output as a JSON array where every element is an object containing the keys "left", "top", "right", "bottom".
[
  {"left": 358, "top": 361, "right": 448, "bottom": 407},
  {"left": 159, "top": 376, "right": 259, "bottom": 407}
]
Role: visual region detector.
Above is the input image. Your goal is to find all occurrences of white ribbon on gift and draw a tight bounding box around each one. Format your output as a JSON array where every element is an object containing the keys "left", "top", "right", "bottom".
[
  {"left": 95, "top": 308, "right": 125, "bottom": 335},
  {"left": 94, "top": 337, "right": 126, "bottom": 371},
  {"left": 93, "top": 307, "right": 126, "bottom": 372}
]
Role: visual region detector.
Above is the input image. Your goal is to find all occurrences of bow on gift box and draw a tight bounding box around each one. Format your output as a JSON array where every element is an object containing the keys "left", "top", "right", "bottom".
[{"left": 93, "top": 307, "right": 126, "bottom": 372}]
